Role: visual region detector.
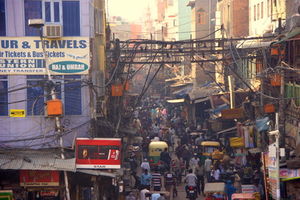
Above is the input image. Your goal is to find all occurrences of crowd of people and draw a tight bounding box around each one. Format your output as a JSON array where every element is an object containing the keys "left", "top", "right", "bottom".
[{"left": 124, "top": 98, "right": 265, "bottom": 200}]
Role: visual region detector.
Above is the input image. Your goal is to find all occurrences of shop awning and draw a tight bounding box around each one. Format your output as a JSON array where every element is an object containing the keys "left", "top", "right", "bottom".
[
  {"left": 188, "top": 83, "right": 222, "bottom": 100},
  {"left": 0, "top": 152, "right": 76, "bottom": 172},
  {"left": 274, "top": 27, "right": 300, "bottom": 44},
  {"left": 166, "top": 98, "right": 185, "bottom": 103}
]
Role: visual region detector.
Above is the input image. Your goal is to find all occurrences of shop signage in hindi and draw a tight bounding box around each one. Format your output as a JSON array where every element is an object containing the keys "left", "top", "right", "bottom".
[
  {"left": 76, "top": 138, "right": 122, "bottom": 169},
  {"left": 19, "top": 170, "right": 59, "bottom": 187},
  {"left": 0, "top": 37, "right": 89, "bottom": 75}
]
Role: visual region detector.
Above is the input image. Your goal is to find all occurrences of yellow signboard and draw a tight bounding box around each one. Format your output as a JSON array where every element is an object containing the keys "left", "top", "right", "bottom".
[{"left": 9, "top": 109, "right": 26, "bottom": 117}]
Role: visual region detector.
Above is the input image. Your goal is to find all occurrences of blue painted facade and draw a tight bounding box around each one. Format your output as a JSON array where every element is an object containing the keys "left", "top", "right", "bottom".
[{"left": 0, "top": 0, "right": 98, "bottom": 149}]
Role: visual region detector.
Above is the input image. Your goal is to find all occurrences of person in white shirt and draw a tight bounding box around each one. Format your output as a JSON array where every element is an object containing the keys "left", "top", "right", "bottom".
[
  {"left": 189, "top": 155, "right": 200, "bottom": 173},
  {"left": 204, "top": 157, "right": 212, "bottom": 182},
  {"left": 140, "top": 188, "right": 150, "bottom": 200},
  {"left": 213, "top": 166, "right": 221, "bottom": 182},
  {"left": 185, "top": 169, "right": 198, "bottom": 197},
  {"left": 141, "top": 158, "right": 151, "bottom": 172}
]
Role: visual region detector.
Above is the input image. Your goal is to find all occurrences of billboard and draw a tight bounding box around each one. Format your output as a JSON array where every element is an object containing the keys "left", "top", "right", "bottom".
[
  {"left": 19, "top": 170, "right": 60, "bottom": 187},
  {"left": 76, "top": 138, "right": 121, "bottom": 169},
  {"left": 0, "top": 37, "right": 89, "bottom": 75}
]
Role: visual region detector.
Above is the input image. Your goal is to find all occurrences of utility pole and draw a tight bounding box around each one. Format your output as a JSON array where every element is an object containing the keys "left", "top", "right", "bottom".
[
  {"left": 39, "top": 24, "right": 71, "bottom": 200},
  {"left": 228, "top": 75, "right": 235, "bottom": 109}
]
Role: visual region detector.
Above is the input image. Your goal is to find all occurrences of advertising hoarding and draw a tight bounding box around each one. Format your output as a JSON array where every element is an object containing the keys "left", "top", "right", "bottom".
[
  {"left": 76, "top": 138, "right": 121, "bottom": 169},
  {"left": 0, "top": 37, "right": 89, "bottom": 75}
]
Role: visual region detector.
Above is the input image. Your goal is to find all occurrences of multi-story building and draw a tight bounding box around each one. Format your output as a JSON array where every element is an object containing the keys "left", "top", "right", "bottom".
[
  {"left": 249, "top": 0, "right": 286, "bottom": 36},
  {"left": 216, "top": 0, "right": 249, "bottom": 38},
  {"left": 0, "top": 0, "right": 117, "bottom": 199}
]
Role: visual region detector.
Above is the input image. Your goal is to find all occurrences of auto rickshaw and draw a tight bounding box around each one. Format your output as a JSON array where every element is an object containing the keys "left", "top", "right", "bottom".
[
  {"left": 148, "top": 141, "right": 168, "bottom": 166},
  {"left": 232, "top": 193, "right": 260, "bottom": 200},
  {"left": 200, "top": 141, "right": 223, "bottom": 158}
]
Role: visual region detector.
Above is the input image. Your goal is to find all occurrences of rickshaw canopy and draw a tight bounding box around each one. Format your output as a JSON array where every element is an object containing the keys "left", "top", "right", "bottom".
[
  {"left": 201, "top": 141, "right": 220, "bottom": 147},
  {"left": 148, "top": 141, "right": 168, "bottom": 156}
]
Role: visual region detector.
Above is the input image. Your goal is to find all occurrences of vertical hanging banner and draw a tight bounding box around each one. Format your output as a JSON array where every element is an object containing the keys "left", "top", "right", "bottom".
[
  {"left": 76, "top": 138, "right": 122, "bottom": 169},
  {"left": 0, "top": 37, "right": 89, "bottom": 75}
]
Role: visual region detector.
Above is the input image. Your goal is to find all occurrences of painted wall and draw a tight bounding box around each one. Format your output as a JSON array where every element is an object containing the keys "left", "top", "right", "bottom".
[
  {"left": 249, "top": 0, "right": 286, "bottom": 36},
  {"left": 178, "top": 0, "right": 191, "bottom": 40}
]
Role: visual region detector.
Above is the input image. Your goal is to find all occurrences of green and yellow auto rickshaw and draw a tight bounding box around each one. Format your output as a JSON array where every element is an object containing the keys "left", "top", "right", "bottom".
[{"left": 148, "top": 141, "right": 168, "bottom": 166}]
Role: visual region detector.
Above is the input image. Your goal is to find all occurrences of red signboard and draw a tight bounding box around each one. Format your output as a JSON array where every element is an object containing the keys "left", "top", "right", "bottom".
[
  {"left": 20, "top": 170, "right": 59, "bottom": 187},
  {"left": 76, "top": 138, "right": 121, "bottom": 169}
]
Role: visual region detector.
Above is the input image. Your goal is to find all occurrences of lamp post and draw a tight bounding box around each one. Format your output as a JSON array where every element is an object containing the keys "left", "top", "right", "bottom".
[{"left": 28, "top": 19, "right": 71, "bottom": 200}]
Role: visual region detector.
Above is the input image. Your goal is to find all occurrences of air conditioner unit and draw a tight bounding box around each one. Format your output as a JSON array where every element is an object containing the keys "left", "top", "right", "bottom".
[{"left": 43, "top": 24, "right": 62, "bottom": 38}]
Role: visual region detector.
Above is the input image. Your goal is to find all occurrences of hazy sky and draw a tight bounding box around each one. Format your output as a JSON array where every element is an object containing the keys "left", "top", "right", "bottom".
[{"left": 107, "top": 0, "right": 152, "bottom": 22}]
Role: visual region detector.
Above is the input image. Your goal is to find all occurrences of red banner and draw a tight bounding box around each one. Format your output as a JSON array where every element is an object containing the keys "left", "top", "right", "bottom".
[
  {"left": 76, "top": 138, "right": 121, "bottom": 169},
  {"left": 20, "top": 170, "right": 59, "bottom": 187}
]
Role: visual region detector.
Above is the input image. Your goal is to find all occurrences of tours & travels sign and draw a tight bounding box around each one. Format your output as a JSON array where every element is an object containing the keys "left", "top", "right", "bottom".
[{"left": 0, "top": 37, "right": 89, "bottom": 75}]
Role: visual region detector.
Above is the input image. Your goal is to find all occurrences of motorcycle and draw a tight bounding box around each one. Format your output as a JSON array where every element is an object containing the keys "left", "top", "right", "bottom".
[{"left": 187, "top": 186, "right": 197, "bottom": 200}]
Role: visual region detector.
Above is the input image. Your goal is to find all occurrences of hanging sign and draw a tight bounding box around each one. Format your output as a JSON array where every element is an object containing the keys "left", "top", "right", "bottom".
[{"left": 76, "top": 138, "right": 122, "bottom": 169}]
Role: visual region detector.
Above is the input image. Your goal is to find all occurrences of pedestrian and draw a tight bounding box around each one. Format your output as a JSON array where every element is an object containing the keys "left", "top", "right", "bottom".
[
  {"left": 212, "top": 166, "right": 221, "bottom": 182},
  {"left": 233, "top": 169, "right": 242, "bottom": 193},
  {"left": 160, "top": 148, "right": 171, "bottom": 170},
  {"left": 140, "top": 169, "right": 152, "bottom": 190},
  {"left": 189, "top": 154, "right": 200, "bottom": 173},
  {"left": 141, "top": 158, "right": 151, "bottom": 172},
  {"left": 157, "top": 193, "right": 167, "bottom": 200},
  {"left": 184, "top": 169, "right": 198, "bottom": 198},
  {"left": 151, "top": 193, "right": 161, "bottom": 200},
  {"left": 225, "top": 180, "right": 236, "bottom": 200},
  {"left": 204, "top": 157, "right": 212, "bottom": 182},
  {"left": 125, "top": 191, "right": 137, "bottom": 200},
  {"left": 140, "top": 188, "right": 150, "bottom": 200},
  {"left": 195, "top": 162, "right": 205, "bottom": 195},
  {"left": 151, "top": 167, "right": 162, "bottom": 191},
  {"left": 164, "top": 170, "right": 176, "bottom": 200}
]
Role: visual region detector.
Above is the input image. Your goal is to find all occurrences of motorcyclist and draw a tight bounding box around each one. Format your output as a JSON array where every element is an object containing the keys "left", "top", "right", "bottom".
[{"left": 185, "top": 169, "right": 198, "bottom": 198}]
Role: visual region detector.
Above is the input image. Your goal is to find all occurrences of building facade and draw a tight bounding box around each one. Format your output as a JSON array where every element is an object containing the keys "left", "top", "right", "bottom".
[{"left": 0, "top": 0, "right": 117, "bottom": 199}]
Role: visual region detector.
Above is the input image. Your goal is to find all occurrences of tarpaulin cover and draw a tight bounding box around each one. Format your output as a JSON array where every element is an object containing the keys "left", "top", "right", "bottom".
[{"left": 255, "top": 117, "right": 270, "bottom": 132}]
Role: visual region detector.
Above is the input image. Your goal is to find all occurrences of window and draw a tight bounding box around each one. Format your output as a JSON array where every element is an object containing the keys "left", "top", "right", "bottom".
[
  {"left": 0, "top": 0, "right": 5, "bottom": 36},
  {"left": 24, "top": 0, "right": 42, "bottom": 36},
  {"left": 43, "top": 0, "right": 61, "bottom": 23},
  {"left": 197, "top": 11, "right": 206, "bottom": 25},
  {"left": 63, "top": 1, "right": 80, "bottom": 36},
  {"left": 27, "top": 75, "right": 82, "bottom": 116},
  {"left": 0, "top": 76, "right": 8, "bottom": 116},
  {"left": 261, "top": 2, "right": 264, "bottom": 19},
  {"left": 27, "top": 75, "right": 46, "bottom": 115},
  {"left": 25, "top": 0, "right": 80, "bottom": 36},
  {"left": 254, "top": 5, "right": 256, "bottom": 21},
  {"left": 257, "top": 4, "right": 260, "bottom": 20}
]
